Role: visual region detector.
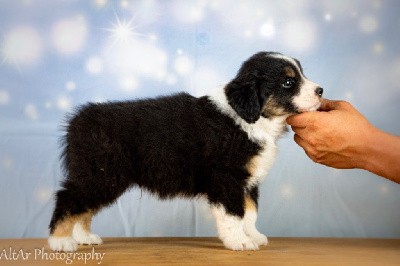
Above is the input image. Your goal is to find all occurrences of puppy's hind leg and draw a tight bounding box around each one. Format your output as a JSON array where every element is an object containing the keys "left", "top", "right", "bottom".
[
  {"left": 48, "top": 189, "right": 79, "bottom": 252},
  {"left": 48, "top": 188, "right": 104, "bottom": 252},
  {"left": 48, "top": 211, "right": 102, "bottom": 252},
  {"left": 49, "top": 127, "right": 135, "bottom": 252},
  {"left": 72, "top": 211, "right": 103, "bottom": 246},
  {"left": 49, "top": 169, "right": 132, "bottom": 251},
  {"left": 48, "top": 181, "right": 124, "bottom": 252}
]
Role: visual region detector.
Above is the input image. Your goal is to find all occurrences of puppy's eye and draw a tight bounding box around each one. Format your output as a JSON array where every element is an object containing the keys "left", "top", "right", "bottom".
[{"left": 282, "top": 78, "right": 295, "bottom": 89}]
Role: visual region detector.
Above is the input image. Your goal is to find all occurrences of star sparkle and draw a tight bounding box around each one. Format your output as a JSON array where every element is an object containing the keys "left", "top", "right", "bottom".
[{"left": 105, "top": 14, "right": 145, "bottom": 45}]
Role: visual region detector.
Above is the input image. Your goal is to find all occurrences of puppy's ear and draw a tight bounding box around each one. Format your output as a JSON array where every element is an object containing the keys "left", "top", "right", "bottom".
[{"left": 225, "top": 73, "right": 261, "bottom": 123}]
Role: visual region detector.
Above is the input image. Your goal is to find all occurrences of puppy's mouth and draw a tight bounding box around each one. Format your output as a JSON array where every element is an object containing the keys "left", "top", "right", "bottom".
[{"left": 295, "top": 101, "right": 323, "bottom": 113}]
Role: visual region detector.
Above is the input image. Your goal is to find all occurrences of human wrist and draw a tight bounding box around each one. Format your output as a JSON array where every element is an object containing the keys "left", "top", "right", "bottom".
[{"left": 356, "top": 126, "right": 383, "bottom": 172}]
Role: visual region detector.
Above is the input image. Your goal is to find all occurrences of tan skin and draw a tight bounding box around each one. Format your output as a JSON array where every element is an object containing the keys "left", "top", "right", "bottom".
[{"left": 286, "top": 99, "right": 400, "bottom": 184}]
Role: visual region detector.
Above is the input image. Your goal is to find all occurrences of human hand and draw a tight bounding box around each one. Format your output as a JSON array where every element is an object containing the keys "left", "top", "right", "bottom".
[{"left": 286, "top": 99, "right": 378, "bottom": 170}]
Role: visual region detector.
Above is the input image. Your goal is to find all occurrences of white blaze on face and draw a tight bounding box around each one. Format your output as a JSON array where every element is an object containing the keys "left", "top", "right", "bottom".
[
  {"left": 293, "top": 78, "right": 322, "bottom": 112},
  {"left": 270, "top": 53, "right": 322, "bottom": 112}
]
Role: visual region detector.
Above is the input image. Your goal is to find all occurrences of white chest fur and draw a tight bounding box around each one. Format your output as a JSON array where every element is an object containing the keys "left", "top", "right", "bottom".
[
  {"left": 244, "top": 117, "right": 286, "bottom": 188},
  {"left": 208, "top": 88, "right": 288, "bottom": 189}
]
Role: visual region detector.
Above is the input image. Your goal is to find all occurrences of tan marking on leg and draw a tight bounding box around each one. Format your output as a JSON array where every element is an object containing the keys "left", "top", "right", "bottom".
[
  {"left": 246, "top": 154, "right": 263, "bottom": 177},
  {"left": 51, "top": 211, "right": 94, "bottom": 237},
  {"left": 52, "top": 216, "right": 78, "bottom": 237},
  {"left": 81, "top": 211, "right": 94, "bottom": 232},
  {"left": 244, "top": 195, "right": 256, "bottom": 212}
]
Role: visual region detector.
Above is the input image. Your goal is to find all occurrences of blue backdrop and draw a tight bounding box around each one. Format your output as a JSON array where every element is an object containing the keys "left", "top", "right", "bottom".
[{"left": 0, "top": 0, "right": 399, "bottom": 239}]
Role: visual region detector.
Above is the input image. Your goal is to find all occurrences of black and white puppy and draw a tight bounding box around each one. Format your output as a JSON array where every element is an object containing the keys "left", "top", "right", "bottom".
[{"left": 48, "top": 52, "right": 323, "bottom": 252}]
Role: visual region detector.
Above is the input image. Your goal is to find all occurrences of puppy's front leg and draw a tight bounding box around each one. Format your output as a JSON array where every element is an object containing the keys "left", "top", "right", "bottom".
[
  {"left": 243, "top": 190, "right": 268, "bottom": 246},
  {"left": 211, "top": 204, "right": 259, "bottom": 251}
]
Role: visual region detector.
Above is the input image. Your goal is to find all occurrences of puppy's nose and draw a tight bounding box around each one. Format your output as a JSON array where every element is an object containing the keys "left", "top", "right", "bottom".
[{"left": 315, "top": 87, "right": 323, "bottom": 97}]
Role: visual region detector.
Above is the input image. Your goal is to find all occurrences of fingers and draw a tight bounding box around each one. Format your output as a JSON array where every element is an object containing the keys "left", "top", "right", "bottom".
[
  {"left": 291, "top": 126, "right": 307, "bottom": 136},
  {"left": 293, "top": 134, "right": 318, "bottom": 163},
  {"left": 287, "top": 99, "right": 354, "bottom": 127},
  {"left": 286, "top": 113, "right": 313, "bottom": 128},
  {"left": 319, "top": 99, "right": 352, "bottom": 111},
  {"left": 318, "top": 99, "right": 342, "bottom": 111},
  {"left": 286, "top": 99, "right": 335, "bottom": 126},
  {"left": 293, "top": 133, "right": 306, "bottom": 147}
]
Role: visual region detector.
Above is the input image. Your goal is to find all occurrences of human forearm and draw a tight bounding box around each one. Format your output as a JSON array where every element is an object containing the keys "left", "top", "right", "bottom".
[{"left": 362, "top": 129, "right": 400, "bottom": 183}]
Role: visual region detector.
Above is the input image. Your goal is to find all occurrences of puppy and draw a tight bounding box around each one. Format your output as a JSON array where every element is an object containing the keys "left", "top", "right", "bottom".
[{"left": 48, "top": 52, "right": 323, "bottom": 252}]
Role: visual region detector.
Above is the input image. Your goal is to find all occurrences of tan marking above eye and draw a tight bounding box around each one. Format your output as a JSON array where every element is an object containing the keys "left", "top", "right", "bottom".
[{"left": 284, "top": 66, "right": 296, "bottom": 78}]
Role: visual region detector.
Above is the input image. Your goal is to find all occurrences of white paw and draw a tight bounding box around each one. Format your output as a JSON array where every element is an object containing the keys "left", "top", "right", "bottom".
[
  {"left": 223, "top": 236, "right": 259, "bottom": 251},
  {"left": 72, "top": 223, "right": 103, "bottom": 245},
  {"left": 48, "top": 236, "right": 78, "bottom": 252},
  {"left": 73, "top": 232, "right": 103, "bottom": 245},
  {"left": 249, "top": 233, "right": 269, "bottom": 246}
]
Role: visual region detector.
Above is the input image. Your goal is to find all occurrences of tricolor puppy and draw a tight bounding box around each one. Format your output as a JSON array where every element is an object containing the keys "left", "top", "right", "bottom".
[{"left": 48, "top": 52, "right": 323, "bottom": 252}]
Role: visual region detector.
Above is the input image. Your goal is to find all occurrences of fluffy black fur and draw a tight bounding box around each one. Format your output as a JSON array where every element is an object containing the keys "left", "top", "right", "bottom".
[
  {"left": 50, "top": 93, "right": 262, "bottom": 232},
  {"left": 49, "top": 51, "right": 320, "bottom": 235}
]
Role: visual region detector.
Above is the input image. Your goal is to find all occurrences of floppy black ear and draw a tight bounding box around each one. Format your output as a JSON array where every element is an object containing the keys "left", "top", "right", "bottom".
[{"left": 225, "top": 74, "right": 261, "bottom": 124}]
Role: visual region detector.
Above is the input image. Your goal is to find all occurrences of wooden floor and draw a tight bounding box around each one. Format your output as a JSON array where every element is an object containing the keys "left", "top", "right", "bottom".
[{"left": 0, "top": 237, "right": 399, "bottom": 265}]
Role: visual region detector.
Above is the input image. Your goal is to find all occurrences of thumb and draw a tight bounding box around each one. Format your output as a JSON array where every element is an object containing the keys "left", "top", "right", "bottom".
[{"left": 319, "top": 99, "right": 346, "bottom": 111}]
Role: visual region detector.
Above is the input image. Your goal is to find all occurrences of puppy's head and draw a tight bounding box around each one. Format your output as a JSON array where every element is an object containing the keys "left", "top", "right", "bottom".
[{"left": 225, "top": 52, "right": 323, "bottom": 123}]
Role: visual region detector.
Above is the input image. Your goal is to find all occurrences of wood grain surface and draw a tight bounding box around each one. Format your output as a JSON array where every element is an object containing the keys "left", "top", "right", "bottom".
[{"left": 0, "top": 237, "right": 399, "bottom": 265}]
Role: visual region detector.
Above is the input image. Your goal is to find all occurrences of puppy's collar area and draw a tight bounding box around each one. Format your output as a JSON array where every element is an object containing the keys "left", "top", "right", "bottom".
[{"left": 207, "top": 86, "right": 288, "bottom": 145}]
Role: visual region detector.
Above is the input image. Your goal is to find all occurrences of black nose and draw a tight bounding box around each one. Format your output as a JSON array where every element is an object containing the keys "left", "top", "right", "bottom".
[{"left": 315, "top": 87, "right": 323, "bottom": 97}]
